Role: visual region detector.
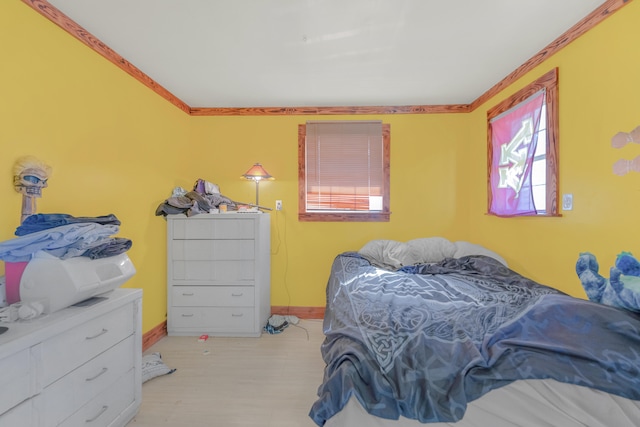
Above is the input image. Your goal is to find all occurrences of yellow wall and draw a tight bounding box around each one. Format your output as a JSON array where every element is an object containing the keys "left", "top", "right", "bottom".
[
  {"left": 0, "top": 1, "right": 191, "bottom": 332},
  {"left": 188, "top": 114, "right": 470, "bottom": 307},
  {"left": 2, "top": 1, "right": 468, "bottom": 332},
  {"left": 462, "top": 0, "right": 640, "bottom": 295},
  {"left": 2, "top": 0, "right": 638, "bottom": 333}
]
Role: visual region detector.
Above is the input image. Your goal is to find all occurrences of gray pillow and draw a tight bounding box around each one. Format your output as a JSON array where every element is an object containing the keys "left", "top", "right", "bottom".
[
  {"left": 453, "top": 241, "right": 508, "bottom": 266},
  {"left": 359, "top": 239, "right": 418, "bottom": 270},
  {"left": 406, "top": 237, "right": 456, "bottom": 263}
]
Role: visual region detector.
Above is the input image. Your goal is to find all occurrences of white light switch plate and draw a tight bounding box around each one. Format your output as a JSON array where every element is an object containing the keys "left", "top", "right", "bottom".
[{"left": 562, "top": 194, "right": 573, "bottom": 210}]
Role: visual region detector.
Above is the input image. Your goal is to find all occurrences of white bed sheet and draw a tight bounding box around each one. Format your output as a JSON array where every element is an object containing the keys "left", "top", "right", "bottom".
[{"left": 325, "top": 379, "right": 640, "bottom": 427}]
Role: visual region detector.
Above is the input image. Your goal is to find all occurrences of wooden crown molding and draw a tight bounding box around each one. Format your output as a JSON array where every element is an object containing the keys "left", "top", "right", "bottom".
[
  {"left": 470, "top": 0, "right": 631, "bottom": 112},
  {"left": 22, "top": 0, "right": 191, "bottom": 115},
  {"left": 190, "top": 104, "right": 470, "bottom": 116},
  {"left": 23, "top": 0, "right": 632, "bottom": 116}
]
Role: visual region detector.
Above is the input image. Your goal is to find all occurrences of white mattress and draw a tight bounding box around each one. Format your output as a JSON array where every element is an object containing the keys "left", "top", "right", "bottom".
[{"left": 325, "top": 379, "right": 640, "bottom": 427}]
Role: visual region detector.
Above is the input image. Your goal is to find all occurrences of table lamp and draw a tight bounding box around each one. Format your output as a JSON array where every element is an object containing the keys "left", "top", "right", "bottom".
[{"left": 242, "top": 163, "right": 273, "bottom": 206}]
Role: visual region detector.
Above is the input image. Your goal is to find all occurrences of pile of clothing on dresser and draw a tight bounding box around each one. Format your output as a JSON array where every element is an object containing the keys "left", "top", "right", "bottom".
[
  {"left": 155, "top": 178, "right": 238, "bottom": 217},
  {"left": 0, "top": 213, "right": 132, "bottom": 263}
]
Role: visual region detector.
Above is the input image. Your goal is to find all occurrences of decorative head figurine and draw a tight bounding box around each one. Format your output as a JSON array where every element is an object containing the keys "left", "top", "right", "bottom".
[
  {"left": 13, "top": 156, "right": 51, "bottom": 196},
  {"left": 13, "top": 156, "right": 52, "bottom": 223}
]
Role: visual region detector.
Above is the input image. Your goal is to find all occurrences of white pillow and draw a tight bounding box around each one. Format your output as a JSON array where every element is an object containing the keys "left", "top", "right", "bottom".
[
  {"left": 359, "top": 238, "right": 508, "bottom": 269},
  {"left": 359, "top": 240, "right": 419, "bottom": 270},
  {"left": 406, "top": 237, "right": 456, "bottom": 264},
  {"left": 141, "top": 352, "right": 176, "bottom": 383},
  {"left": 453, "top": 241, "right": 508, "bottom": 266}
]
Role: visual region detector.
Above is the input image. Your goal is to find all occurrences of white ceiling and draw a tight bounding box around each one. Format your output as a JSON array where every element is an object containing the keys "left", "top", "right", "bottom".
[{"left": 47, "top": 0, "right": 606, "bottom": 108}]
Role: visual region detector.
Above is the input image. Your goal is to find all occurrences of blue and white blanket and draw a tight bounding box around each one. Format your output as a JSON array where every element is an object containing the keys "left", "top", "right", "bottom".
[{"left": 309, "top": 252, "right": 640, "bottom": 425}]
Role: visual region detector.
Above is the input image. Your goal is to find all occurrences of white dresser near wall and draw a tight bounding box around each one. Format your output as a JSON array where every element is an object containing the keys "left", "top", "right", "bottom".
[
  {"left": 0, "top": 288, "right": 142, "bottom": 427},
  {"left": 166, "top": 213, "right": 271, "bottom": 337}
]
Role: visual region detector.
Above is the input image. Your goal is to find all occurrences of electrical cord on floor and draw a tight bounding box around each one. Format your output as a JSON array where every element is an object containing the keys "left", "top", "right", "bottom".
[
  {"left": 290, "top": 322, "right": 309, "bottom": 340},
  {"left": 264, "top": 314, "right": 312, "bottom": 340}
]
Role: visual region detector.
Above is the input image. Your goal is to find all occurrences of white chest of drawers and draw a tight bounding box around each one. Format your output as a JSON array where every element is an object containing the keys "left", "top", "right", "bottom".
[
  {"left": 0, "top": 288, "right": 142, "bottom": 427},
  {"left": 166, "top": 213, "right": 271, "bottom": 337}
]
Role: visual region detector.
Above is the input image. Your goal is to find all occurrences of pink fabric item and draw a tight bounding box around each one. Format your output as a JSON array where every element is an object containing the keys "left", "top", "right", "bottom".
[
  {"left": 5, "top": 261, "right": 28, "bottom": 304},
  {"left": 489, "top": 91, "right": 545, "bottom": 216}
]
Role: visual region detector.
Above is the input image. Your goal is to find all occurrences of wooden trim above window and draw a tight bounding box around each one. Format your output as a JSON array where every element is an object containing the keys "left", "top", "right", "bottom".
[
  {"left": 486, "top": 69, "right": 558, "bottom": 119},
  {"left": 298, "top": 212, "right": 391, "bottom": 222}
]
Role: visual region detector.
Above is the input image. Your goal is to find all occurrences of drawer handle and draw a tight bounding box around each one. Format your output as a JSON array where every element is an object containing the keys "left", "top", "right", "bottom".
[
  {"left": 85, "top": 328, "right": 108, "bottom": 340},
  {"left": 182, "top": 292, "right": 195, "bottom": 296},
  {"left": 86, "top": 367, "right": 108, "bottom": 382},
  {"left": 232, "top": 313, "right": 244, "bottom": 317},
  {"left": 231, "top": 293, "right": 244, "bottom": 297},
  {"left": 85, "top": 405, "right": 108, "bottom": 423},
  {"left": 182, "top": 313, "right": 194, "bottom": 317}
]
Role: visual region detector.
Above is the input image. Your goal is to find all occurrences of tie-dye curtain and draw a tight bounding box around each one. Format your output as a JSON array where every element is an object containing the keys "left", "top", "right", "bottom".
[{"left": 489, "top": 91, "right": 545, "bottom": 216}]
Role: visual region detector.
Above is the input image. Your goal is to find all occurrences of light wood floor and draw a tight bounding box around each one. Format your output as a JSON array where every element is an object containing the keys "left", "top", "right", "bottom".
[{"left": 127, "top": 319, "right": 326, "bottom": 427}]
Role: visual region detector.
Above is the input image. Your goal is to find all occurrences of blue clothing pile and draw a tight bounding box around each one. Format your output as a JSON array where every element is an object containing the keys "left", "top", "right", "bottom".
[{"left": 0, "top": 213, "right": 132, "bottom": 262}]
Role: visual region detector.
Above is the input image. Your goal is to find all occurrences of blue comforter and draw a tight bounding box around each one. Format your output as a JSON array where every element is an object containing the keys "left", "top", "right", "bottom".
[{"left": 309, "top": 252, "right": 640, "bottom": 425}]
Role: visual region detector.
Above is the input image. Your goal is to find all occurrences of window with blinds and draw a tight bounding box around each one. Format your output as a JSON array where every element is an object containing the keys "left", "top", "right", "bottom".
[{"left": 298, "top": 121, "right": 390, "bottom": 222}]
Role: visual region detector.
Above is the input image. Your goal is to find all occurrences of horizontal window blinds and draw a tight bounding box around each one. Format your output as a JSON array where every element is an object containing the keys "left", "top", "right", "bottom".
[{"left": 306, "top": 121, "right": 383, "bottom": 211}]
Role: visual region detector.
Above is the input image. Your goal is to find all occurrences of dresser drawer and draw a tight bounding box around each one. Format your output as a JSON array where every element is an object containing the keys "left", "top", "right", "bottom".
[
  {"left": 172, "top": 259, "right": 255, "bottom": 282},
  {"left": 172, "top": 217, "right": 255, "bottom": 240},
  {"left": 172, "top": 286, "right": 254, "bottom": 306},
  {"left": 59, "top": 369, "right": 135, "bottom": 427},
  {"left": 42, "top": 335, "right": 135, "bottom": 426},
  {"left": 0, "top": 347, "right": 37, "bottom": 416},
  {"left": 41, "top": 302, "right": 134, "bottom": 386},
  {"left": 171, "top": 307, "right": 255, "bottom": 332},
  {"left": 0, "top": 396, "right": 37, "bottom": 426},
  {"left": 171, "top": 239, "right": 255, "bottom": 261}
]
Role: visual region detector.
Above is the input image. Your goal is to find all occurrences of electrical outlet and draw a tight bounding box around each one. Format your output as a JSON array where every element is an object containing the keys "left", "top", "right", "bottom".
[
  {"left": 562, "top": 194, "right": 573, "bottom": 211},
  {"left": 275, "top": 200, "right": 282, "bottom": 211}
]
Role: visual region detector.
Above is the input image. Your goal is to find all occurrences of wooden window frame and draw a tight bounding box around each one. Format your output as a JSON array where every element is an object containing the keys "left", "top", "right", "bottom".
[
  {"left": 487, "top": 68, "right": 560, "bottom": 217},
  {"left": 298, "top": 123, "right": 391, "bottom": 222}
]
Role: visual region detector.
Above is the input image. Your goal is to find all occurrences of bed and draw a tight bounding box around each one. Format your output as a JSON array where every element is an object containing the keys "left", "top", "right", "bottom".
[{"left": 309, "top": 238, "right": 640, "bottom": 426}]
